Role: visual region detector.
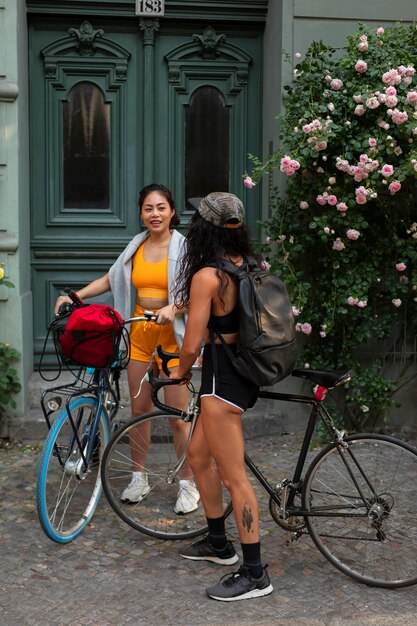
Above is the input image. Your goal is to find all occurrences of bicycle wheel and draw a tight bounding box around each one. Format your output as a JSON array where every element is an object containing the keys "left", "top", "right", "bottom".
[
  {"left": 101, "top": 411, "right": 233, "bottom": 540},
  {"left": 303, "top": 434, "right": 417, "bottom": 588},
  {"left": 37, "top": 396, "right": 110, "bottom": 543}
]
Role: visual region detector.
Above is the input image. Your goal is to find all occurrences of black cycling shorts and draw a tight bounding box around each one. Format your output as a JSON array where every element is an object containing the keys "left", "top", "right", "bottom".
[{"left": 199, "top": 343, "right": 259, "bottom": 412}]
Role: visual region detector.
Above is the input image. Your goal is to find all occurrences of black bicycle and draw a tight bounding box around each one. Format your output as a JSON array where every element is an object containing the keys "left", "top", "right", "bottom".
[
  {"left": 36, "top": 293, "right": 157, "bottom": 543},
  {"left": 101, "top": 348, "right": 417, "bottom": 588}
]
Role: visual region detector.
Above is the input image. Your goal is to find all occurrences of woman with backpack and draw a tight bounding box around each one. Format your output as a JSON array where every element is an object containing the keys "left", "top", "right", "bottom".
[
  {"left": 172, "top": 192, "right": 273, "bottom": 601},
  {"left": 53, "top": 183, "right": 199, "bottom": 515}
]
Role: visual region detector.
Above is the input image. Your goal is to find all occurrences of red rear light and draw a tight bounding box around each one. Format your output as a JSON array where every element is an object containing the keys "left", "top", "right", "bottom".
[{"left": 314, "top": 385, "right": 328, "bottom": 401}]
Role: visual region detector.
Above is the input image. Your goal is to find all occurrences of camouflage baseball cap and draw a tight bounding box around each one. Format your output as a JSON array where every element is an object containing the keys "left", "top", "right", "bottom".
[{"left": 196, "top": 192, "right": 245, "bottom": 228}]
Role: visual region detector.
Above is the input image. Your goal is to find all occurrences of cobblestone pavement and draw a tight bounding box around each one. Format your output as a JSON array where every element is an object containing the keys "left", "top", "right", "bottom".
[{"left": 1, "top": 427, "right": 417, "bottom": 626}]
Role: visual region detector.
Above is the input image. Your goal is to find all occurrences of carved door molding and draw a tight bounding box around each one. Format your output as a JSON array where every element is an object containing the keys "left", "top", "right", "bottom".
[{"left": 165, "top": 26, "right": 253, "bottom": 220}]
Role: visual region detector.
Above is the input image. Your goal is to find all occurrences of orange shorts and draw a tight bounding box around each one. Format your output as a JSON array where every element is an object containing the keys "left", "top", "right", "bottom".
[{"left": 129, "top": 305, "right": 180, "bottom": 369}]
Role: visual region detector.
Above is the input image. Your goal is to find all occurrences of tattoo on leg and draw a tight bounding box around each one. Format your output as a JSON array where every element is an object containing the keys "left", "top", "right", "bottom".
[{"left": 242, "top": 503, "right": 254, "bottom": 533}]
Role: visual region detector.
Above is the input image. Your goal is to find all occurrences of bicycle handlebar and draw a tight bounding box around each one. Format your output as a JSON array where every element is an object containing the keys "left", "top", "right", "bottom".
[
  {"left": 145, "top": 345, "right": 187, "bottom": 414},
  {"left": 147, "top": 367, "right": 186, "bottom": 416}
]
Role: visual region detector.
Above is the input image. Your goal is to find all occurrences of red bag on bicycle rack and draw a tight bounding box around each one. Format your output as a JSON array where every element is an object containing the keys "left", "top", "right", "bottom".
[{"left": 57, "top": 304, "right": 124, "bottom": 368}]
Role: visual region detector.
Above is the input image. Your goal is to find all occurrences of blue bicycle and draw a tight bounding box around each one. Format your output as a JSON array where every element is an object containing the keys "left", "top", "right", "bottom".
[{"left": 36, "top": 295, "right": 156, "bottom": 543}]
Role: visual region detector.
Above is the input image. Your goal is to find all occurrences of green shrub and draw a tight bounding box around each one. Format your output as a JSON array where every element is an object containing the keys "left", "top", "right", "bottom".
[{"left": 0, "top": 266, "right": 21, "bottom": 418}]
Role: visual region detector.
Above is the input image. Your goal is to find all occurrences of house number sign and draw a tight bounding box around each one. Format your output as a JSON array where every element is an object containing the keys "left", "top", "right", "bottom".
[{"left": 136, "top": 0, "right": 165, "bottom": 16}]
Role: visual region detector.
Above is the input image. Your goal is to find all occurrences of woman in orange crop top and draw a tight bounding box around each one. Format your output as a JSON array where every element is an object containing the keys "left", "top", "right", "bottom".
[{"left": 54, "top": 184, "right": 199, "bottom": 516}]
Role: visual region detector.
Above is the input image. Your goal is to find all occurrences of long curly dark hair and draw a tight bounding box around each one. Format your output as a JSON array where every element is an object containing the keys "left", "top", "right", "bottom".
[{"left": 175, "top": 211, "right": 256, "bottom": 308}]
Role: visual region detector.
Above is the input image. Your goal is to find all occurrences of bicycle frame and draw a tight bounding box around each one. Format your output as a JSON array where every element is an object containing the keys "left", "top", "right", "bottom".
[
  {"left": 250, "top": 389, "right": 374, "bottom": 521},
  {"left": 248, "top": 389, "right": 318, "bottom": 511}
]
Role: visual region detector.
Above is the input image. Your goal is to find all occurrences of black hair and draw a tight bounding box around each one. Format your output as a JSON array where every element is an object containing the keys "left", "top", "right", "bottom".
[
  {"left": 175, "top": 211, "right": 256, "bottom": 307},
  {"left": 138, "top": 183, "right": 180, "bottom": 227}
]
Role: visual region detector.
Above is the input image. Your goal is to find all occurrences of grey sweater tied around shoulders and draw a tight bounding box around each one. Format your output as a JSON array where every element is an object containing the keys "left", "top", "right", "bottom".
[{"left": 108, "top": 229, "right": 187, "bottom": 348}]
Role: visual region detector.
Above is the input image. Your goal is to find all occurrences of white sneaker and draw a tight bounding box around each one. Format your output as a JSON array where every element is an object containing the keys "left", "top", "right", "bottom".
[
  {"left": 121, "top": 472, "right": 151, "bottom": 503},
  {"left": 174, "top": 479, "right": 200, "bottom": 515}
]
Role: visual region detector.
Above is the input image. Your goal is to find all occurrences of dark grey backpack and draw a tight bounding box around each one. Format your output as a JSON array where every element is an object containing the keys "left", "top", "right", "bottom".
[{"left": 208, "top": 257, "right": 297, "bottom": 387}]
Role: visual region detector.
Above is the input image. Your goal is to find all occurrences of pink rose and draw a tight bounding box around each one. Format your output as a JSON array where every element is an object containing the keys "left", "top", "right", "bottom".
[
  {"left": 392, "top": 298, "right": 402, "bottom": 307},
  {"left": 316, "top": 195, "right": 326, "bottom": 206},
  {"left": 368, "top": 138, "right": 377, "bottom": 147},
  {"left": 330, "top": 78, "right": 343, "bottom": 90},
  {"left": 396, "top": 262, "right": 407, "bottom": 271},
  {"left": 295, "top": 52, "right": 301, "bottom": 59},
  {"left": 391, "top": 109, "right": 408, "bottom": 124},
  {"left": 332, "top": 238, "right": 345, "bottom": 251},
  {"left": 292, "top": 306, "right": 300, "bottom": 317},
  {"left": 380, "top": 164, "right": 394, "bottom": 177},
  {"left": 376, "top": 27, "right": 384, "bottom": 36},
  {"left": 358, "top": 41, "right": 368, "bottom": 52},
  {"left": 347, "top": 296, "right": 359, "bottom": 306},
  {"left": 301, "top": 323, "right": 312, "bottom": 335},
  {"left": 357, "top": 300, "right": 367, "bottom": 308},
  {"left": 385, "top": 96, "right": 398, "bottom": 108},
  {"left": 346, "top": 229, "right": 360, "bottom": 240},
  {"left": 299, "top": 201, "right": 309, "bottom": 209},
  {"left": 327, "top": 195, "right": 337, "bottom": 205},
  {"left": 355, "top": 194, "right": 367, "bottom": 205},
  {"left": 406, "top": 91, "right": 417, "bottom": 104},
  {"left": 337, "top": 202, "right": 348, "bottom": 212},
  {"left": 260, "top": 260, "right": 271, "bottom": 271},
  {"left": 243, "top": 176, "right": 256, "bottom": 189},
  {"left": 354, "top": 105, "right": 366, "bottom": 116},
  {"left": 389, "top": 181, "right": 401, "bottom": 194},
  {"left": 355, "top": 60, "right": 368, "bottom": 73}
]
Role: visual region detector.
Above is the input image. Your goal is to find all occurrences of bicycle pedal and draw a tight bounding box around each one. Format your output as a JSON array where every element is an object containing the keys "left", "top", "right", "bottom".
[{"left": 285, "top": 530, "right": 302, "bottom": 545}]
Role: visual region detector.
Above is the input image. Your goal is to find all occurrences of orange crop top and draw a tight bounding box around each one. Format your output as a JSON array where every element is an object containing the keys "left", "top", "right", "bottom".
[{"left": 132, "top": 241, "right": 169, "bottom": 299}]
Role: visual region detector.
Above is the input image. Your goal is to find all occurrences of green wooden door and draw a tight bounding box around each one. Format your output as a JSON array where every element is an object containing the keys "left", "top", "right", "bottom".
[{"left": 29, "top": 16, "right": 264, "bottom": 365}]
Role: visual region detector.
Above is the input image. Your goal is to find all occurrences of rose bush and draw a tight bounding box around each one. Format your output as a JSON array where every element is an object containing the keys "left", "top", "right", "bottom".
[{"left": 246, "top": 23, "right": 417, "bottom": 431}]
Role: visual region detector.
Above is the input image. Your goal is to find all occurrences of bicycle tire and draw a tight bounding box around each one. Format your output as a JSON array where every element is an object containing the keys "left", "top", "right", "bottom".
[
  {"left": 37, "top": 396, "right": 110, "bottom": 543},
  {"left": 302, "top": 433, "right": 417, "bottom": 588},
  {"left": 101, "top": 411, "right": 233, "bottom": 540}
]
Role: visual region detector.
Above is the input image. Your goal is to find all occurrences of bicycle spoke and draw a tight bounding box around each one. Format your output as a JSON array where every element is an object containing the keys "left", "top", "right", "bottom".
[
  {"left": 303, "top": 435, "right": 417, "bottom": 588},
  {"left": 102, "top": 412, "right": 232, "bottom": 540},
  {"left": 37, "top": 397, "right": 109, "bottom": 542}
]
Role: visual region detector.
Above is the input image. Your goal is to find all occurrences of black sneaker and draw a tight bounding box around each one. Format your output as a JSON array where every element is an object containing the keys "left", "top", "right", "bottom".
[
  {"left": 179, "top": 536, "right": 239, "bottom": 565},
  {"left": 206, "top": 565, "right": 273, "bottom": 602}
]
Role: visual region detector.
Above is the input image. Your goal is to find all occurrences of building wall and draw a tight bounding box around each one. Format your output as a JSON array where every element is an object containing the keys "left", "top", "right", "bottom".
[{"left": 0, "top": 0, "right": 31, "bottom": 429}]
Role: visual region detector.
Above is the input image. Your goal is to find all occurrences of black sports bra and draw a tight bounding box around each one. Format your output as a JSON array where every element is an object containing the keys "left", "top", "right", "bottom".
[{"left": 208, "top": 306, "right": 239, "bottom": 334}]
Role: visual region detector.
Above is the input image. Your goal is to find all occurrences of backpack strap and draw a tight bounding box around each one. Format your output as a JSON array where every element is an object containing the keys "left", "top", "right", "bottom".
[
  {"left": 205, "top": 255, "right": 260, "bottom": 387},
  {"left": 207, "top": 255, "right": 261, "bottom": 275}
]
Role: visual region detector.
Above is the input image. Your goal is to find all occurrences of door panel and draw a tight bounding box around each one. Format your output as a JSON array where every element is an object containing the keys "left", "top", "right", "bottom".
[
  {"left": 30, "top": 19, "right": 142, "bottom": 365},
  {"left": 155, "top": 24, "right": 263, "bottom": 233}
]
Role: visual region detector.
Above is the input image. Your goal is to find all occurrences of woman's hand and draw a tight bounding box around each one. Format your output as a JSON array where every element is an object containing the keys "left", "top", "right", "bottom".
[
  {"left": 54, "top": 295, "right": 73, "bottom": 315},
  {"left": 156, "top": 303, "right": 176, "bottom": 325},
  {"left": 170, "top": 370, "right": 192, "bottom": 385}
]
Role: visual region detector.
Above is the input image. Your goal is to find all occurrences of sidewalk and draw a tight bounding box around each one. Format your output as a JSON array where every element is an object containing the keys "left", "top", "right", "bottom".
[{"left": 1, "top": 428, "right": 417, "bottom": 626}]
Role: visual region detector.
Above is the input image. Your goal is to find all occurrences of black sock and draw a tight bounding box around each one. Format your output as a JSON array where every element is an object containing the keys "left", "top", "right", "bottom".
[
  {"left": 241, "top": 542, "right": 263, "bottom": 578},
  {"left": 207, "top": 517, "right": 227, "bottom": 550}
]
